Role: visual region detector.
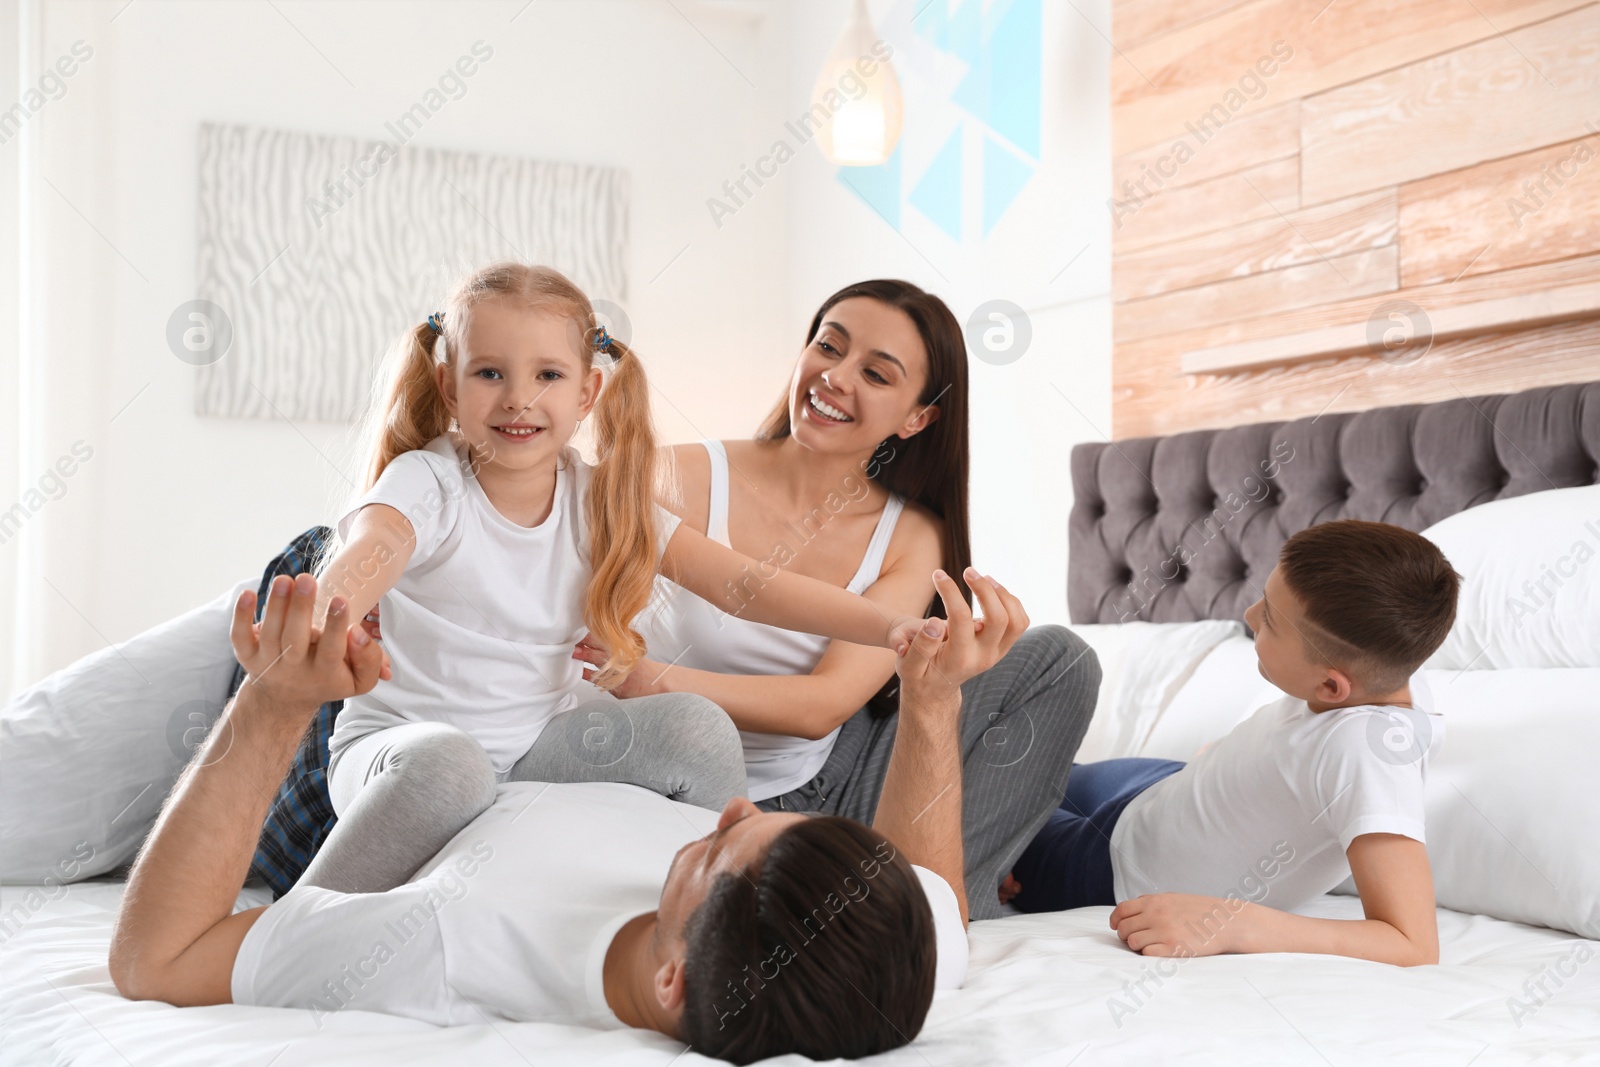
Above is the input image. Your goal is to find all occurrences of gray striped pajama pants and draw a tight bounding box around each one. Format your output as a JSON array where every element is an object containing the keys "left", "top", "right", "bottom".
[{"left": 757, "top": 624, "right": 1102, "bottom": 921}]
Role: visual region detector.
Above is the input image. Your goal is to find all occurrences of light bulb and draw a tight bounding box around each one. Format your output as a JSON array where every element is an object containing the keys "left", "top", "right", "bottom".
[{"left": 812, "top": 0, "right": 903, "bottom": 167}]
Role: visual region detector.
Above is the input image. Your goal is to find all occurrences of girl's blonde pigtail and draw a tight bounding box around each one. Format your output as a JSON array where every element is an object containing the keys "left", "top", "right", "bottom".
[{"left": 582, "top": 338, "right": 659, "bottom": 687}]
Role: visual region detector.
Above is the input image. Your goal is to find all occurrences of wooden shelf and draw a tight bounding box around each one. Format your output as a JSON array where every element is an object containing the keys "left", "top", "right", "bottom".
[{"left": 1179, "top": 281, "right": 1600, "bottom": 375}]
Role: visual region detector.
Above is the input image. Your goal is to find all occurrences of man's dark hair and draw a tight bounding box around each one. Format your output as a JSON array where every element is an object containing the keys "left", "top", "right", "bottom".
[
  {"left": 680, "top": 815, "right": 937, "bottom": 1064},
  {"left": 1277, "top": 519, "right": 1460, "bottom": 693}
]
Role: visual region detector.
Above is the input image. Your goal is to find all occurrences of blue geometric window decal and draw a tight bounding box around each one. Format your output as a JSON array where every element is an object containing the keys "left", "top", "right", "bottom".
[
  {"left": 836, "top": 0, "right": 1041, "bottom": 240},
  {"left": 908, "top": 126, "right": 964, "bottom": 240}
]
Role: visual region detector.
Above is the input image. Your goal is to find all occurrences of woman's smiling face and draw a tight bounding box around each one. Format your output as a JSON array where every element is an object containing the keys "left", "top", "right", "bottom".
[
  {"left": 787, "top": 297, "right": 940, "bottom": 454},
  {"left": 437, "top": 299, "right": 602, "bottom": 473}
]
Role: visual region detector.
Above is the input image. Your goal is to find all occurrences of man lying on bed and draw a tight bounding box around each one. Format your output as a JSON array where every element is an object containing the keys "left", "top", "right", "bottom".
[{"left": 107, "top": 568, "right": 1019, "bottom": 1064}]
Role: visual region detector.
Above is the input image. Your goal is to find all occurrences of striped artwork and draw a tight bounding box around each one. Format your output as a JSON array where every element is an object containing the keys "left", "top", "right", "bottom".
[{"left": 195, "top": 122, "right": 629, "bottom": 422}]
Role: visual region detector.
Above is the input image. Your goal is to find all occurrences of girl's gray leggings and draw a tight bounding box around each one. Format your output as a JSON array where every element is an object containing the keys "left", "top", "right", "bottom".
[{"left": 299, "top": 692, "right": 747, "bottom": 894}]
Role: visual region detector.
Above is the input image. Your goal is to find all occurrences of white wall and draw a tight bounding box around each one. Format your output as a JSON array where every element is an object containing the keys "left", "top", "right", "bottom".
[
  {"left": 5, "top": 0, "right": 794, "bottom": 694},
  {"left": 4, "top": 0, "right": 1112, "bottom": 695}
]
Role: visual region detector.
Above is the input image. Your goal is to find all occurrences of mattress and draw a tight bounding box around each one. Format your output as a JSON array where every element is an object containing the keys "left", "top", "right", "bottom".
[{"left": 5, "top": 879, "right": 1596, "bottom": 1064}]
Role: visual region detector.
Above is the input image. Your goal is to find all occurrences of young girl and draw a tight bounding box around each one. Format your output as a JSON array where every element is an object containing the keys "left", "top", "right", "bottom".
[{"left": 291, "top": 263, "right": 920, "bottom": 894}]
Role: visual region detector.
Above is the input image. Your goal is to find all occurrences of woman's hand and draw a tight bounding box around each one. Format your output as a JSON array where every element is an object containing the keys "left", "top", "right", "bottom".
[
  {"left": 361, "top": 603, "right": 383, "bottom": 642},
  {"left": 572, "top": 638, "right": 666, "bottom": 698},
  {"left": 998, "top": 873, "right": 1022, "bottom": 906}
]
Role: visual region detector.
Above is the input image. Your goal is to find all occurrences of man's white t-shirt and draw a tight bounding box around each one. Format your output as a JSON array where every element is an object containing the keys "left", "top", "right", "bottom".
[
  {"left": 1110, "top": 675, "right": 1441, "bottom": 908},
  {"left": 231, "top": 782, "right": 967, "bottom": 1025},
  {"left": 327, "top": 434, "right": 683, "bottom": 775}
]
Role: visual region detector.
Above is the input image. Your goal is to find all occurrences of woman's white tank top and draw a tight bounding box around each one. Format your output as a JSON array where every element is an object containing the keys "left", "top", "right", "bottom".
[{"left": 634, "top": 440, "right": 906, "bottom": 801}]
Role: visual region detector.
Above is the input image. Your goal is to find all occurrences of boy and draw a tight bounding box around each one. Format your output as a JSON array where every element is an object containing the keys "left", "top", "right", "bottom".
[{"left": 1007, "top": 520, "right": 1459, "bottom": 966}]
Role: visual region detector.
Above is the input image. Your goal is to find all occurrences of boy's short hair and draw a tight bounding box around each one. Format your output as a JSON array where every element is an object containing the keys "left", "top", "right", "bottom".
[{"left": 1276, "top": 519, "right": 1460, "bottom": 693}]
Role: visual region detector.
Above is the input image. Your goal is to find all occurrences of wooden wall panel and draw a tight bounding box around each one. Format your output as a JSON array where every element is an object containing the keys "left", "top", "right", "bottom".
[
  {"left": 1112, "top": 0, "right": 1255, "bottom": 51},
  {"left": 1114, "top": 190, "right": 1395, "bottom": 302},
  {"left": 1300, "top": 5, "right": 1600, "bottom": 206},
  {"left": 1114, "top": 247, "right": 1396, "bottom": 342},
  {"left": 1110, "top": 0, "right": 1592, "bottom": 156},
  {"left": 1114, "top": 156, "right": 1299, "bottom": 253},
  {"left": 1110, "top": 0, "right": 1600, "bottom": 439},
  {"left": 1112, "top": 100, "right": 1298, "bottom": 191},
  {"left": 1398, "top": 132, "right": 1600, "bottom": 287}
]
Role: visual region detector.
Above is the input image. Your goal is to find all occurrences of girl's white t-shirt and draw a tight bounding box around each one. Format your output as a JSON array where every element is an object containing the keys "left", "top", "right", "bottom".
[{"left": 327, "top": 433, "right": 682, "bottom": 775}]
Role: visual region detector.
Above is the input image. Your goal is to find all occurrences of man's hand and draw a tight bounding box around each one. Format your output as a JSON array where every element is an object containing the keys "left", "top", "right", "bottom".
[
  {"left": 112, "top": 572, "right": 386, "bottom": 1008},
  {"left": 1110, "top": 893, "right": 1244, "bottom": 958},
  {"left": 877, "top": 565, "right": 1032, "bottom": 928},
  {"left": 896, "top": 567, "right": 1030, "bottom": 707},
  {"left": 231, "top": 573, "right": 387, "bottom": 712}
]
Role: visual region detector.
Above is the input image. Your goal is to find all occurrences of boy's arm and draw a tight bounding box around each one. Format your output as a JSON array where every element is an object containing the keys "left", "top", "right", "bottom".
[
  {"left": 658, "top": 521, "right": 921, "bottom": 650},
  {"left": 1109, "top": 833, "right": 1439, "bottom": 966}
]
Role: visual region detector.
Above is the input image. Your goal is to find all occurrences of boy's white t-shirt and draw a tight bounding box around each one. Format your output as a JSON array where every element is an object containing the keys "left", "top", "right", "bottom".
[
  {"left": 328, "top": 434, "right": 682, "bottom": 775},
  {"left": 231, "top": 781, "right": 968, "bottom": 1025},
  {"left": 1110, "top": 674, "right": 1441, "bottom": 908}
]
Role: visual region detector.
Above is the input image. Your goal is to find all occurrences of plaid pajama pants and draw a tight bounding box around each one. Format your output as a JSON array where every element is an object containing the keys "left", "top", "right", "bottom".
[{"left": 233, "top": 526, "right": 342, "bottom": 899}]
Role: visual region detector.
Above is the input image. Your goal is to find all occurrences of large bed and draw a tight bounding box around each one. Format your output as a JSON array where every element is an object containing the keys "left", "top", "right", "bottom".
[{"left": 4, "top": 381, "right": 1598, "bottom": 1064}]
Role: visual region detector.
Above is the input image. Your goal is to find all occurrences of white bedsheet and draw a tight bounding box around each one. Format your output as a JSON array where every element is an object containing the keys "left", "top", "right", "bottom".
[{"left": 4, "top": 880, "right": 1597, "bottom": 1065}]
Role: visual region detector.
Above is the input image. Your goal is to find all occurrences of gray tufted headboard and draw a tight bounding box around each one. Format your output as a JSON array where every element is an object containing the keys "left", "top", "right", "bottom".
[{"left": 1068, "top": 381, "right": 1600, "bottom": 625}]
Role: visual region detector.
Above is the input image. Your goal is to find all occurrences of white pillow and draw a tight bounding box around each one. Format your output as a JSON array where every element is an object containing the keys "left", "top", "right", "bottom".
[
  {"left": 1070, "top": 621, "right": 1245, "bottom": 762},
  {"left": 1422, "top": 485, "right": 1600, "bottom": 670},
  {"left": 0, "top": 579, "right": 250, "bottom": 883},
  {"left": 1417, "top": 666, "right": 1600, "bottom": 938},
  {"left": 1138, "top": 635, "right": 1281, "bottom": 761}
]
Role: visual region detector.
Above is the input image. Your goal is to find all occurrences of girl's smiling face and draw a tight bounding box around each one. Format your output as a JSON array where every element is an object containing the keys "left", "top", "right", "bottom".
[
  {"left": 787, "top": 297, "right": 940, "bottom": 454},
  {"left": 437, "top": 299, "right": 602, "bottom": 474}
]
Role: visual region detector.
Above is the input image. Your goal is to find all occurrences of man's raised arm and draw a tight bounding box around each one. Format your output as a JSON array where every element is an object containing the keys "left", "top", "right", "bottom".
[
  {"left": 108, "top": 573, "right": 385, "bottom": 1005},
  {"left": 873, "top": 567, "right": 1030, "bottom": 927}
]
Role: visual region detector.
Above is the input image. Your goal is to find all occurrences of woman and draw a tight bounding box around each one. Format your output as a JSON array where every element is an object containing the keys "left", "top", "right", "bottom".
[{"left": 573, "top": 280, "right": 1102, "bottom": 920}]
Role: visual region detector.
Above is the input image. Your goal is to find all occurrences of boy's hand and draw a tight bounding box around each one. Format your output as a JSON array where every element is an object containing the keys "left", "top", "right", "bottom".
[
  {"left": 1110, "top": 893, "right": 1247, "bottom": 957},
  {"left": 231, "top": 574, "right": 387, "bottom": 712}
]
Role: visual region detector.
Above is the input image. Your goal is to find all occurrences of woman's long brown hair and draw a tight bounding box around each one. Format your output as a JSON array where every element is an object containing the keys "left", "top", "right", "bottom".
[{"left": 348, "top": 262, "right": 658, "bottom": 688}]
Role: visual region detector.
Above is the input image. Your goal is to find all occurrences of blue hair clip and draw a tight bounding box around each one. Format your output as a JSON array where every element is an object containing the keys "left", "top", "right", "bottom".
[
  {"left": 426, "top": 312, "right": 445, "bottom": 334},
  {"left": 592, "top": 326, "right": 613, "bottom": 353}
]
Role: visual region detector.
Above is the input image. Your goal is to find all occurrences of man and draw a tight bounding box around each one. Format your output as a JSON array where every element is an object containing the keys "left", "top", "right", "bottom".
[{"left": 108, "top": 567, "right": 1028, "bottom": 1063}]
